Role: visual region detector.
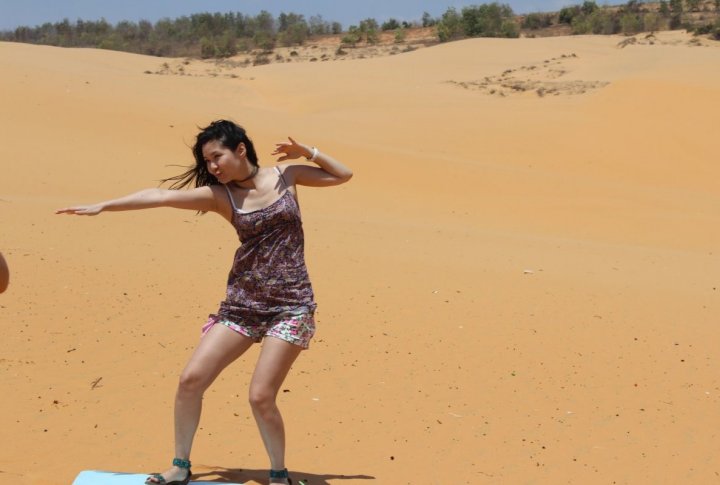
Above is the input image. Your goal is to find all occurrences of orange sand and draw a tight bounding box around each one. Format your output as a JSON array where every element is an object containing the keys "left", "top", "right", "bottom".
[{"left": 1, "top": 31, "right": 719, "bottom": 484}]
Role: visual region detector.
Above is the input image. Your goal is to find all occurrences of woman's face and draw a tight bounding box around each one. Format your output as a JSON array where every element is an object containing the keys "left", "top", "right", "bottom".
[{"left": 202, "top": 140, "right": 246, "bottom": 184}]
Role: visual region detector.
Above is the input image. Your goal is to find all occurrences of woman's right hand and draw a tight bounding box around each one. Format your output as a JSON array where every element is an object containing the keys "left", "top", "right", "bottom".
[{"left": 55, "top": 204, "right": 104, "bottom": 216}]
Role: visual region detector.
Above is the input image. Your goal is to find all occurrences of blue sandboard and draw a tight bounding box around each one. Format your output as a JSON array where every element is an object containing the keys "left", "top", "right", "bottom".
[{"left": 73, "top": 470, "right": 245, "bottom": 485}]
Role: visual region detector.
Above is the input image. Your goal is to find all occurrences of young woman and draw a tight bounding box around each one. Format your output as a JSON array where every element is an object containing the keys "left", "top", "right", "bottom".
[{"left": 57, "top": 120, "right": 352, "bottom": 485}]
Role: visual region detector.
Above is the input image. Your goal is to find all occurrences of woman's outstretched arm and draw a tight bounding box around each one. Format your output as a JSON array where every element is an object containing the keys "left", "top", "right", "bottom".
[
  {"left": 272, "top": 137, "right": 353, "bottom": 187},
  {"left": 56, "top": 186, "right": 218, "bottom": 216}
]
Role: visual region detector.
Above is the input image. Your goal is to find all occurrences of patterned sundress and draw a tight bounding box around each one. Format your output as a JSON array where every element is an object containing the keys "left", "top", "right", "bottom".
[{"left": 208, "top": 167, "right": 316, "bottom": 326}]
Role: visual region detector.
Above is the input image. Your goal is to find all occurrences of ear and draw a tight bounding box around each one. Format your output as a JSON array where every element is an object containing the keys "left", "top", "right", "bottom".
[{"left": 235, "top": 143, "right": 247, "bottom": 157}]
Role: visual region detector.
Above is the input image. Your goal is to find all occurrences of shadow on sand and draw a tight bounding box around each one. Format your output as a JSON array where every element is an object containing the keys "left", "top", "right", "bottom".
[{"left": 192, "top": 467, "right": 375, "bottom": 485}]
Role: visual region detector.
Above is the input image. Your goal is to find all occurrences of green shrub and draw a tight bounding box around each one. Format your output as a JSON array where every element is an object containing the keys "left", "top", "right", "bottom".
[
  {"left": 669, "top": 14, "right": 683, "bottom": 29},
  {"left": 590, "top": 10, "right": 619, "bottom": 34},
  {"left": 500, "top": 20, "right": 519, "bottom": 38},
  {"left": 620, "top": 13, "right": 642, "bottom": 35},
  {"left": 252, "top": 31, "right": 275, "bottom": 50},
  {"left": 236, "top": 38, "right": 250, "bottom": 52},
  {"left": 359, "top": 18, "right": 379, "bottom": 43},
  {"left": 696, "top": 18, "right": 720, "bottom": 37},
  {"left": 659, "top": 0, "right": 670, "bottom": 16},
  {"left": 622, "top": 0, "right": 642, "bottom": 14},
  {"left": 559, "top": 6, "right": 582, "bottom": 24},
  {"left": 570, "top": 9, "right": 618, "bottom": 35},
  {"left": 571, "top": 15, "right": 591, "bottom": 34},
  {"left": 643, "top": 12, "right": 663, "bottom": 32},
  {"left": 215, "top": 32, "right": 237, "bottom": 57},
  {"left": 280, "top": 23, "right": 309, "bottom": 46},
  {"left": 461, "top": 3, "right": 518, "bottom": 38},
  {"left": 437, "top": 8, "right": 464, "bottom": 41},
  {"left": 200, "top": 36, "right": 215, "bottom": 58},
  {"left": 308, "top": 15, "right": 330, "bottom": 36},
  {"left": 252, "top": 53, "right": 270, "bottom": 65},
  {"left": 694, "top": 23, "right": 715, "bottom": 34},
  {"left": 98, "top": 37, "right": 121, "bottom": 50},
  {"left": 522, "top": 13, "right": 553, "bottom": 29},
  {"left": 669, "top": 0, "right": 683, "bottom": 15},
  {"left": 341, "top": 26, "right": 361, "bottom": 46},
  {"left": 422, "top": 12, "right": 438, "bottom": 27},
  {"left": 382, "top": 19, "right": 401, "bottom": 31},
  {"left": 581, "top": 1, "right": 599, "bottom": 15},
  {"left": 366, "top": 29, "right": 380, "bottom": 44}
]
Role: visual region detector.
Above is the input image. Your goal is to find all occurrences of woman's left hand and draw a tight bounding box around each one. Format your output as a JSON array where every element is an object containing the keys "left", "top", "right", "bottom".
[{"left": 272, "top": 137, "right": 312, "bottom": 162}]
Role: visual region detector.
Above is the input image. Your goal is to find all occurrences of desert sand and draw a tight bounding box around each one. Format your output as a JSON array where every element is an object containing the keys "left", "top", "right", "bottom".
[{"left": 1, "top": 30, "right": 719, "bottom": 484}]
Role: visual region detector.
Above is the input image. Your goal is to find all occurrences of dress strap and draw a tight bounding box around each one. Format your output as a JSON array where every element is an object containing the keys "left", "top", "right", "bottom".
[
  {"left": 223, "top": 184, "right": 240, "bottom": 212},
  {"left": 275, "top": 166, "right": 288, "bottom": 190}
]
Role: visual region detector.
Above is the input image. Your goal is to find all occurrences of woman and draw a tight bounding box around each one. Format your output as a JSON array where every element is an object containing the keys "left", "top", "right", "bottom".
[{"left": 57, "top": 120, "right": 352, "bottom": 485}]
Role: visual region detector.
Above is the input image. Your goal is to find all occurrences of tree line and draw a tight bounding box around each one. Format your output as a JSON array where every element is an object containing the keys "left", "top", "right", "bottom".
[
  {"left": 543, "top": 0, "right": 720, "bottom": 35},
  {"left": 1, "top": 11, "right": 343, "bottom": 58},
  {"left": 1, "top": 2, "right": 718, "bottom": 59},
  {"left": 436, "top": 1, "right": 720, "bottom": 40}
]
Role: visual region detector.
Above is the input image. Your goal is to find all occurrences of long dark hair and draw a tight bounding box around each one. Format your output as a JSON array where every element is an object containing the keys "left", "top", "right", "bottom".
[{"left": 162, "top": 120, "right": 259, "bottom": 189}]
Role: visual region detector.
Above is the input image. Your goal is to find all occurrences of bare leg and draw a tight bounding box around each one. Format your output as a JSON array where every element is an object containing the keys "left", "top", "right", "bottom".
[
  {"left": 249, "top": 337, "right": 303, "bottom": 484},
  {"left": 147, "top": 324, "right": 254, "bottom": 484}
]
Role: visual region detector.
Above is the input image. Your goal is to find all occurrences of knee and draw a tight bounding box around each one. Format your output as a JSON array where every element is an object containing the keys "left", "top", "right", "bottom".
[
  {"left": 177, "top": 369, "right": 210, "bottom": 396},
  {"left": 248, "top": 386, "right": 276, "bottom": 412}
]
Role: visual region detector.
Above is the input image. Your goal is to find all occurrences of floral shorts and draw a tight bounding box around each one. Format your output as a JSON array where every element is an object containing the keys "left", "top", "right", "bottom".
[{"left": 201, "top": 311, "right": 316, "bottom": 349}]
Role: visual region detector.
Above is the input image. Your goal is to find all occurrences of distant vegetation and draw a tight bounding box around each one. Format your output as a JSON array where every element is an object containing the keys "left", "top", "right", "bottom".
[
  {"left": 550, "top": 0, "right": 720, "bottom": 35},
  {"left": 0, "top": 1, "right": 718, "bottom": 59},
  {"left": 437, "top": 3, "right": 519, "bottom": 41},
  {"left": 0, "top": 11, "right": 342, "bottom": 58}
]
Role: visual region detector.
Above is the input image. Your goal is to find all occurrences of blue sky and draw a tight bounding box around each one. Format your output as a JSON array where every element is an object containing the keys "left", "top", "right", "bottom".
[{"left": 0, "top": 1, "right": 580, "bottom": 32}]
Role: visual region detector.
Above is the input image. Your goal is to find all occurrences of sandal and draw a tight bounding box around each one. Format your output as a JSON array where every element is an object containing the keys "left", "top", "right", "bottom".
[
  {"left": 270, "top": 468, "right": 293, "bottom": 484},
  {"left": 145, "top": 458, "right": 192, "bottom": 485}
]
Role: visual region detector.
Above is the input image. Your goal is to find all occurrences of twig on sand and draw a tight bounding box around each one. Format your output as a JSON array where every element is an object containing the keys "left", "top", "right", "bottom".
[{"left": 91, "top": 377, "right": 103, "bottom": 390}]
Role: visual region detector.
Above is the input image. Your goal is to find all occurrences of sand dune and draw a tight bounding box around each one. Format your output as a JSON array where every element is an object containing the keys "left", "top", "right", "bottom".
[{"left": 1, "top": 31, "right": 719, "bottom": 484}]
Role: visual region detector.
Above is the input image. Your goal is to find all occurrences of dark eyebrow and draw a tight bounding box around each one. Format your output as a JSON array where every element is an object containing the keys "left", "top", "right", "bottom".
[{"left": 203, "top": 150, "right": 222, "bottom": 161}]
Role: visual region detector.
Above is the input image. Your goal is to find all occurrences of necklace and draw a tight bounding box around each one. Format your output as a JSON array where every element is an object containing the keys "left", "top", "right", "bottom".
[{"left": 235, "top": 165, "right": 259, "bottom": 184}]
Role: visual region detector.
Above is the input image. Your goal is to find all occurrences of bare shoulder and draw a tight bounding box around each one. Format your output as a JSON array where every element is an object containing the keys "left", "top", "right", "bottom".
[
  {"left": 274, "top": 163, "right": 294, "bottom": 175},
  {"left": 207, "top": 184, "right": 233, "bottom": 219},
  {"left": 274, "top": 163, "right": 300, "bottom": 185},
  {"left": 207, "top": 184, "right": 227, "bottom": 198}
]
